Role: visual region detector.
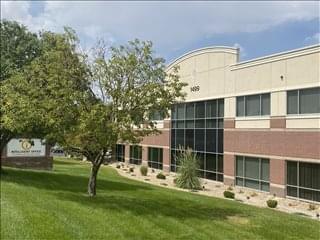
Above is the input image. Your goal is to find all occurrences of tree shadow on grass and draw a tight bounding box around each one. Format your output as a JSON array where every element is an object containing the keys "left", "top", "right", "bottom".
[
  {"left": 1, "top": 166, "right": 249, "bottom": 222},
  {"left": 1, "top": 167, "right": 152, "bottom": 194},
  {"left": 54, "top": 191, "right": 249, "bottom": 222}
]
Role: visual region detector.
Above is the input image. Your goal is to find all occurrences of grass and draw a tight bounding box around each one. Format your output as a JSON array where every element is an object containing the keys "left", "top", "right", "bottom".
[{"left": 1, "top": 158, "right": 319, "bottom": 240}]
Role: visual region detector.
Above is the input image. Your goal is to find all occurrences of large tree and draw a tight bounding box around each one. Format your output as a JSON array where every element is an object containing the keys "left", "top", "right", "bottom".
[
  {"left": 1, "top": 21, "right": 186, "bottom": 196},
  {"left": 63, "top": 39, "right": 186, "bottom": 196},
  {"left": 0, "top": 20, "right": 42, "bottom": 154},
  {"left": 1, "top": 24, "right": 91, "bottom": 158}
]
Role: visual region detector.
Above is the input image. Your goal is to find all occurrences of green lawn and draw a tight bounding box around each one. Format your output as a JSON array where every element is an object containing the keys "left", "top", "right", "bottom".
[{"left": 1, "top": 158, "right": 319, "bottom": 240}]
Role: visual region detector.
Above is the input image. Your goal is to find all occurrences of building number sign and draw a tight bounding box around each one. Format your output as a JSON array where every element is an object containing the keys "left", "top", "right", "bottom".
[{"left": 190, "top": 85, "right": 200, "bottom": 92}]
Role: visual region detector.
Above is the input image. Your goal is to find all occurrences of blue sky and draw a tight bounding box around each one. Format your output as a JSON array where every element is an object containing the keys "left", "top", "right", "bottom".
[{"left": 1, "top": 1, "right": 319, "bottom": 63}]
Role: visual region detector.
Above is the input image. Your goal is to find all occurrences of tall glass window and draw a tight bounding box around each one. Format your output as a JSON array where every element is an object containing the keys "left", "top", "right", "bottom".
[
  {"left": 129, "top": 145, "right": 142, "bottom": 165},
  {"left": 235, "top": 156, "right": 270, "bottom": 192},
  {"left": 287, "top": 87, "right": 320, "bottom": 114},
  {"left": 236, "top": 93, "right": 270, "bottom": 117},
  {"left": 286, "top": 161, "right": 320, "bottom": 202},
  {"left": 148, "top": 147, "right": 163, "bottom": 170},
  {"left": 115, "top": 144, "right": 125, "bottom": 162},
  {"left": 170, "top": 99, "right": 224, "bottom": 182}
]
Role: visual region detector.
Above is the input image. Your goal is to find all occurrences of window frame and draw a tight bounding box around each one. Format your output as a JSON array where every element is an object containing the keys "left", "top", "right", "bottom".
[
  {"left": 236, "top": 93, "right": 271, "bottom": 117},
  {"left": 286, "top": 160, "right": 320, "bottom": 202},
  {"left": 129, "top": 145, "right": 142, "bottom": 165},
  {"left": 115, "top": 144, "right": 125, "bottom": 162},
  {"left": 287, "top": 87, "right": 320, "bottom": 115},
  {"left": 235, "top": 156, "right": 270, "bottom": 192},
  {"left": 170, "top": 98, "right": 224, "bottom": 182},
  {"left": 148, "top": 147, "right": 163, "bottom": 170}
]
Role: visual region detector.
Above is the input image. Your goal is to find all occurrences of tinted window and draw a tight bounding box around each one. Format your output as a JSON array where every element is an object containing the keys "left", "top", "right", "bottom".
[
  {"left": 299, "top": 87, "right": 320, "bottom": 114},
  {"left": 287, "top": 90, "right": 298, "bottom": 114},
  {"left": 170, "top": 98, "right": 224, "bottom": 182},
  {"left": 195, "top": 129, "right": 205, "bottom": 151},
  {"left": 287, "top": 87, "right": 320, "bottom": 114},
  {"left": 206, "top": 100, "right": 217, "bottom": 118},
  {"left": 186, "top": 103, "right": 195, "bottom": 119},
  {"left": 246, "top": 95, "right": 260, "bottom": 116},
  {"left": 236, "top": 96, "right": 245, "bottom": 117},
  {"left": 185, "top": 129, "right": 194, "bottom": 150},
  {"left": 205, "top": 129, "right": 216, "bottom": 153},
  {"left": 195, "top": 102, "right": 205, "bottom": 118},
  {"left": 177, "top": 104, "right": 185, "bottom": 119}
]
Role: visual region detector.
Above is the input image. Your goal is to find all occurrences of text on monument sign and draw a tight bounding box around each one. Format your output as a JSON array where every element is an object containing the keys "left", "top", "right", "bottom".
[{"left": 7, "top": 139, "right": 46, "bottom": 157}]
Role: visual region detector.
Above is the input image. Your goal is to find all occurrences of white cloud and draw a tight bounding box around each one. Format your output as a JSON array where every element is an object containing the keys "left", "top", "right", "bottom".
[
  {"left": 305, "top": 32, "right": 320, "bottom": 44},
  {"left": 233, "top": 43, "right": 247, "bottom": 58},
  {"left": 1, "top": 1, "right": 319, "bottom": 58}
]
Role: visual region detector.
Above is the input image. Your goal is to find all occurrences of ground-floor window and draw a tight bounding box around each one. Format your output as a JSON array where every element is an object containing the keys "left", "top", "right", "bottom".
[
  {"left": 171, "top": 150, "right": 224, "bottom": 182},
  {"left": 287, "top": 161, "right": 320, "bottom": 202},
  {"left": 129, "top": 145, "right": 142, "bottom": 165},
  {"left": 235, "top": 156, "right": 270, "bottom": 192},
  {"left": 148, "top": 147, "right": 163, "bottom": 170},
  {"left": 115, "top": 144, "right": 125, "bottom": 162}
]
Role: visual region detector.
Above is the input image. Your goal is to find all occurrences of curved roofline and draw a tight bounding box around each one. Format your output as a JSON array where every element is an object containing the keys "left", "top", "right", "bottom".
[{"left": 166, "top": 46, "right": 239, "bottom": 69}]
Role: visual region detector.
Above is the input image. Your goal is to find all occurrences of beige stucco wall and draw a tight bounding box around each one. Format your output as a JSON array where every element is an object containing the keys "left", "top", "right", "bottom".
[
  {"left": 229, "top": 45, "right": 320, "bottom": 95},
  {"left": 167, "top": 45, "right": 320, "bottom": 129},
  {"left": 167, "top": 47, "right": 239, "bottom": 102}
]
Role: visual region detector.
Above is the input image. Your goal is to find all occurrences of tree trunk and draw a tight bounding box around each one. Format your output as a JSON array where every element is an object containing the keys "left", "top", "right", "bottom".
[
  {"left": 88, "top": 163, "right": 101, "bottom": 197},
  {"left": 0, "top": 132, "right": 13, "bottom": 174}
]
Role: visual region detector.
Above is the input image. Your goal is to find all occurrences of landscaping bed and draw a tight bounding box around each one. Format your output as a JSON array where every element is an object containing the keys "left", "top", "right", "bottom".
[{"left": 112, "top": 162, "right": 320, "bottom": 220}]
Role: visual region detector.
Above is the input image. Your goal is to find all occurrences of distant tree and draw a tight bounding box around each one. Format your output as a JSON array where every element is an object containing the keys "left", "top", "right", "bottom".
[{"left": 63, "top": 39, "right": 186, "bottom": 196}]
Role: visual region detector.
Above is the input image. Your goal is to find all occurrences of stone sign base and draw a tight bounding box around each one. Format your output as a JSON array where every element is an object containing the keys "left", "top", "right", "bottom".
[{"left": 1, "top": 157, "right": 53, "bottom": 170}]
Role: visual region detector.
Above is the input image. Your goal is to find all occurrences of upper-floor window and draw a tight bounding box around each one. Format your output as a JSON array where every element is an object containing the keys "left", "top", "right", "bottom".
[
  {"left": 287, "top": 87, "right": 320, "bottom": 115},
  {"left": 236, "top": 93, "right": 270, "bottom": 117}
]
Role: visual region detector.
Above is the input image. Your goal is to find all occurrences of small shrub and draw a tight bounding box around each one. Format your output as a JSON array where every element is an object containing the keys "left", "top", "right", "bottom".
[
  {"left": 116, "top": 164, "right": 121, "bottom": 169},
  {"left": 309, "top": 204, "right": 318, "bottom": 211},
  {"left": 156, "top": 172, "right": 166, "bottom": 179},
  {"left": 175, "top": 148, "right": 201, "bottom": 190},
  {"left": 224, "top": 191, "right": 235, "bottom": 199},
  {"left": 140, "top": 166, "right": 148, "bottom": 176},
  {"left": 266, "top": 199, "right": 278, "bottom": 208},
  {"left": 129, "top": 167, "right": 134, "bottom": 173}
]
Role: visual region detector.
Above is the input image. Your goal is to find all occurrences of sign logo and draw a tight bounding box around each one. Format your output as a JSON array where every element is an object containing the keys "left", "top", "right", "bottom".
[{"left": 20, "top": 139, "right": 33, "bottom": 151}]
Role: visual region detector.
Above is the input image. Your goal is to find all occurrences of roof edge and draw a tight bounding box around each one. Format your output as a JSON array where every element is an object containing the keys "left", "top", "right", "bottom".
[
  {"left": 166, "top": 46, "right": 238, "bottom": 69},
  {"left": 231, "top": 44, "right": 320, "bottom": 67}
]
